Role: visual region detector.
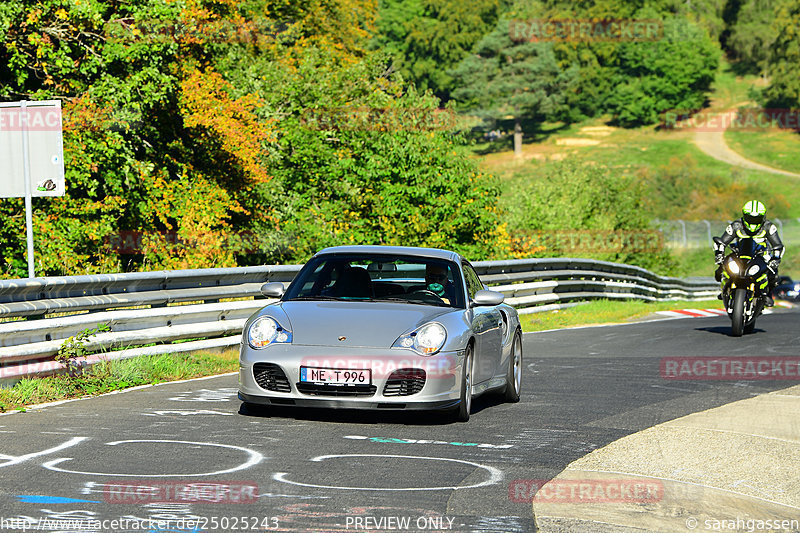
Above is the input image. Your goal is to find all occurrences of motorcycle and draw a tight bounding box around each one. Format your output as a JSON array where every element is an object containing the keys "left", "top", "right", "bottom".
[{"left": 713, "top": 236, "right": 771, "bottom": 337}]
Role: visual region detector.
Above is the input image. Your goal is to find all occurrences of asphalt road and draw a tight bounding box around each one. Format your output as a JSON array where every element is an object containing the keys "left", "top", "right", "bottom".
[{"left": 0, "top": 309, "right": 797, "bottom": 533}]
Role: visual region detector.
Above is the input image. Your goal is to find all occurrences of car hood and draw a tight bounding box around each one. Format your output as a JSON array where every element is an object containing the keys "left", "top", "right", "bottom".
[{"left": 277, "top": 301, "right": 452, "bottom": 348}]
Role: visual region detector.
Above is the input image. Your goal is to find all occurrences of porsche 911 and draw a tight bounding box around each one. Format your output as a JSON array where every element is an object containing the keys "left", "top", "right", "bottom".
[{"left": 238, "top": 245, "right": 522, "bottom": 421}]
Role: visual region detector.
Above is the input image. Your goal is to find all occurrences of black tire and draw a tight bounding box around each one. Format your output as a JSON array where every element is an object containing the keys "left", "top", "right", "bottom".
[
  {"left": 454, "top": 344, "right": 474, "bottom": 422},
  {"left": 503, "top": 330, "right": 522, "bottom": 403},
  {"left": 744, "top": 299, "right": 764, "bottom": 334},
  {"left": 731, "top": 288, "right": 746, "bottom": 337}
]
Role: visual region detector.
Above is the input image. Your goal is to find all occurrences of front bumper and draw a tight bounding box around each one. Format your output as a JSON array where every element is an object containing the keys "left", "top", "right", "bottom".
[{"left": 238, "top": 344, "right": 463, "bottom": 410}]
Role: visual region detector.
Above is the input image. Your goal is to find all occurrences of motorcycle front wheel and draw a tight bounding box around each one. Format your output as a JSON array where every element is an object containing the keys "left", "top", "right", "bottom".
[
  {"left": 744, "top": 298, "right": 764, "bottom": 334},
  {"left": 731, "top": 288, "right": 746, "bottom": 337}
]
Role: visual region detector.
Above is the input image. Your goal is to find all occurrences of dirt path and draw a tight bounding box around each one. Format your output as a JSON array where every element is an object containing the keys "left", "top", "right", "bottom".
[{"left": 693, "top": 107, "right": 800, "bottom": 178}]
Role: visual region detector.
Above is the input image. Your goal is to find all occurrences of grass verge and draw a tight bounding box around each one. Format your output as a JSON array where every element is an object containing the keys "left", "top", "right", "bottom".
[
  {"left": 0, "top": 349, "right": 239, "bottom": 413},
  {"left": 521, "top": 298, "right": 720, "bottom": 332},
  {"left": 724, "top": 128, "right": 800, "bottom": 175}
]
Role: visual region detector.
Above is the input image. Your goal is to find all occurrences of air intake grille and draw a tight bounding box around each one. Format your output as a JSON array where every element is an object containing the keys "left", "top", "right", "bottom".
[
  {"left": 253, "top": 363, "right": 291, "bottom": 393},
  {"left": 383, "top": 369, "right": 426, "bottom": 396},
  {"left": 296, "top": 383, "right": 377, "bottom": 397}
]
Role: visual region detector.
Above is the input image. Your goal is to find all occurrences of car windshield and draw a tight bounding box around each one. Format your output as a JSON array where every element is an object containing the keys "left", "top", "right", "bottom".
[{"left": 283, "top": 253, "right": 465, "bottom": 308}]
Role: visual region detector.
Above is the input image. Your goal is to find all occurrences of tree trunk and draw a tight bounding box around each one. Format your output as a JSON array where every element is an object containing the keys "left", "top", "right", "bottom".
[{"left": 513, "top": 116, "right": 523, "bottom": 157}]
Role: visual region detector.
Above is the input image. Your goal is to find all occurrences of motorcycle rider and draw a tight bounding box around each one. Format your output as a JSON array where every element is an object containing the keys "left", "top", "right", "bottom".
[{"left": 713, "top": 200, "right": 785, "bottom": 307}]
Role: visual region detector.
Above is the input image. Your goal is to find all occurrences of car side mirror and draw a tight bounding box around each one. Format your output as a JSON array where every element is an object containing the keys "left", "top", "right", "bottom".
[
  {"left": 471, "top": 289, "right": 504, "bottom": 307},
  {"left": 261, "top": 282, "right": 285, "bottom": 298}
]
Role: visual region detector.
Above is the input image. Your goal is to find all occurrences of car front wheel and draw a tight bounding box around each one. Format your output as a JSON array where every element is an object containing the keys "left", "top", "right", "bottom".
[
  {"left": 454, "top": 344, "right": 474, "bottom": 422},
  {"left": 503, "top": 330, "right": 522, "bottom": 403}
]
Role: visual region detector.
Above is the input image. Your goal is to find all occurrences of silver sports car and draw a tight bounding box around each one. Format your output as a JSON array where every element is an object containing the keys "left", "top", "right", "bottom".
[{"left": 238, "top": 245, "right": 522, "bottom": 421}]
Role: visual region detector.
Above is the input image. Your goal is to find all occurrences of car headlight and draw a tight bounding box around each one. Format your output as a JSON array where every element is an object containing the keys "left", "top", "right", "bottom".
[
  {"left": 393, "top": 322, "right": 447, "bottom": 356},
  {"left": 248, "top": 316, "right": 291, "bottom": 349}
]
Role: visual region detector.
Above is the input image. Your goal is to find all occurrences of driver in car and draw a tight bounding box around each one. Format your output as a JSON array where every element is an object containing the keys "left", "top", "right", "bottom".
[{"left": 425, "top": 263, "right": 457, "bottom": 305}]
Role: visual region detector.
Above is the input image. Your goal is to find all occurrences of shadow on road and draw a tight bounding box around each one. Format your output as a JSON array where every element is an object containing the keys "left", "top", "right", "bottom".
[
  {"left": 237, "top": 391, "right": 509, "bottom": 425},
  {"left": 695, "top": 326, "right": 766, "bottom": 336}
]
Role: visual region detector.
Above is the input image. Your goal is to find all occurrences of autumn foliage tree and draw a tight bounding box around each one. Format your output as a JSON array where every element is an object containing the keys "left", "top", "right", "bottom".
[{"left": 0, "top": 0, "right": 508, "bottom": 277}]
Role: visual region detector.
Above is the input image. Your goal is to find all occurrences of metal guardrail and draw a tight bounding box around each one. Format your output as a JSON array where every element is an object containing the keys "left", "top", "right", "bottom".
[
  {"left": 0, "top": 259, "right": 717, "bottom": 382},
  {"left": 655, "top": 218, "right": 800, "bottom": 249}
]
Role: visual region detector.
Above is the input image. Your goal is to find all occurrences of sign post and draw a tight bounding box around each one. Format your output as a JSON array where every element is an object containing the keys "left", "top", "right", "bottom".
[{"left": 0, "top": 100, "right": 65, "bottom": 278}]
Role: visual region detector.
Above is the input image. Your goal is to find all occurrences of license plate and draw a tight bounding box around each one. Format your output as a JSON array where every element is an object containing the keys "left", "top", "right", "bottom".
[{"left": 300, "top": 367, "right": 370, "bottom": 385}]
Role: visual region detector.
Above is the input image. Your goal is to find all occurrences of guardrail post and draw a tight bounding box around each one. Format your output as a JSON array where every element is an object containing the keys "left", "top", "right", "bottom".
[
  {"left": 678, "top": 219, "right": 687, "bottom": 248},
  {"left": 702, "top": 220, "right": 711, "bottom": 247}
]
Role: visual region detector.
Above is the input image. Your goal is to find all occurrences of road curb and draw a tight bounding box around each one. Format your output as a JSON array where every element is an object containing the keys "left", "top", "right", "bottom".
[{"left": 533, "top": 384, "right": 800, "bottom": 532}]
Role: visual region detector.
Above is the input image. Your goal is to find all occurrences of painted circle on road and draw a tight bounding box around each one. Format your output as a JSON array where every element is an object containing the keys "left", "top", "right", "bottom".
[
  {"left": 274, "top": 454, "right": 502, "bottom": 491},
  {"left": 41, "top": 439, "right": 264, "bottom": 477}
]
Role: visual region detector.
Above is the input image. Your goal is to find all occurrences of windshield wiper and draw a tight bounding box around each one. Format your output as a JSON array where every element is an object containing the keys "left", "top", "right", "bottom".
[{"left": 376, "top": 297, "right": 447, "bottom": 307}]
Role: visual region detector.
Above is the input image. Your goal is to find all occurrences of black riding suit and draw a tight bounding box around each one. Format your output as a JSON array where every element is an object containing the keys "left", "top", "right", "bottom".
[{"left": 713, "top": 219, "right": 785, "bottom": 292}]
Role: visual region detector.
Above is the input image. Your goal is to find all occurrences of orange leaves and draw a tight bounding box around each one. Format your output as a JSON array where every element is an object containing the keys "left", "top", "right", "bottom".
[
  {"left": 62, "top": 95, "right": 116, "bottom": 134},
  {"left": 138, "top": 168, "right": 240, "bottom": 270},
  {"left": 180, "top": 69, "right": 275, "bottom": 185}
]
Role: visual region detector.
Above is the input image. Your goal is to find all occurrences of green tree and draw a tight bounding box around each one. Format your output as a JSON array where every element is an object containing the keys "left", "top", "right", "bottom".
[
  {"left": 226, "top": 47, "right": 508, "bottom": 262},
  {"left": 606, "top": 16, "right": 720, "bottom": 126},
  {"left": 374, "top": 0, "right": 510, "bottom": 101},
  {"left": 451, "top": 16, "right": 577, "bottom": 156},
  {"left": 762, "top": 1, "right": 800, "bottom": 108},
  {"left": 506, "top": 159, "right": 676, "bottom": 272},
  {"left": 726, "top": 0, "right": 784, "bottom": 75},
  {"left": 493, "top": 1, "right": 721, "bottom": 125}
]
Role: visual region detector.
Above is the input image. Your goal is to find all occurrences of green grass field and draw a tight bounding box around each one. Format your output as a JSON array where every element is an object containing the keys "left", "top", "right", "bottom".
[
  {"left": 520, "top": 298, "right": 720, "bottom": 332},
  {"left": 0, "top": 349, "right": 239, "bottom": 412},
  {"left": 725, "top": 129, "right": 800, "bottom": 175}
]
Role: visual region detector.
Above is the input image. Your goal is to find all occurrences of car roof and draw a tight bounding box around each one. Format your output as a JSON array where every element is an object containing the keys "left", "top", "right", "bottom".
[{"left": 314, "top": 245, "right": 462, "bottom": 262}]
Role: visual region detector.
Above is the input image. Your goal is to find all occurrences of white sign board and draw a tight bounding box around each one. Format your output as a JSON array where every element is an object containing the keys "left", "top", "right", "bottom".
[{"left": 0, "top": 100, "right": 65, "bottom": 197}]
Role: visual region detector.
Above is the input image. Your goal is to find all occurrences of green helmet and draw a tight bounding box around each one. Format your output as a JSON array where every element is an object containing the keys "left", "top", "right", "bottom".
[{"left": 741, "top": 200, "right": 766, "bottom": 233}]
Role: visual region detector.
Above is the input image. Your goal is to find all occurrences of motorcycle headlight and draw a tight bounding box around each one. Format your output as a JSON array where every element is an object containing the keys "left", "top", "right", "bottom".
[
  {"left": 725, "top": 257, "right": 740, "bottom": 276},
  {"left": 393, "top": 322, "right": 447, "bottom": 356},
  {"left": 747, "top": 265, "right": 760, "bottom": 276},
  {"left": 248, "top": 316, "right": 291, "bottom": 349}
]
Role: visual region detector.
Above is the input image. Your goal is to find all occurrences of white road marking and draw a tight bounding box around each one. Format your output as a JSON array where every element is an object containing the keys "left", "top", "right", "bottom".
[
  {"left": 141, "top": 410, "right": 234, "bottom": 416},
  {"left": 0, "top": 437, "right": 88, "bottom": 469},
  {"left": 41, "top": 439, "right": 263, "bottom": 477},
  {"left": 168, "top": 388, "right": 239, "bottom": 402},
  {"left": 274, "top": 454, "right": 503, "bottom": 491}
]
